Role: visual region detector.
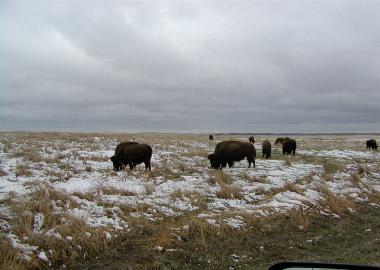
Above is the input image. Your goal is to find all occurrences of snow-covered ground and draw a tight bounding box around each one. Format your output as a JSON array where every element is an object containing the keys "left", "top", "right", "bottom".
[{"left": 0, "top": 133, "right": 379, "bottom": 264}]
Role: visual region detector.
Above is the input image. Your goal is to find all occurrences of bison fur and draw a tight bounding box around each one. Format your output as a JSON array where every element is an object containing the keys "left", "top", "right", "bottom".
[
  {"left": 262, "top": 140, "right": 272, "bottom": 159},
  {"left": 111, "top": 142, "right": 152, "bottom": 171},
  {"left": 366, "top": 139, "right": 378, "bottom": 150},
  {"left": 208, "top": 140, "right": 256, "bottom": 170}
]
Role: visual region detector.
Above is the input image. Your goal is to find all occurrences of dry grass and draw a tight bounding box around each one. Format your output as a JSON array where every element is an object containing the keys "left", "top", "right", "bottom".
[
  {"left": 15, "top": 162, "right": 32, "bottom": 177},
  {"left": 239, "top": 172, "right": 269, "bottom": 183},
  {"left": 316, "top": 185, "right": 355, "bottom": 215},
  {"left": 208, "top": 171, "right": 232, "bottom": 185},
  {"left": 286, "top": 206, "right": 311, "bottom": 230},
  {"left": 283, "top": 156, "right": 292, "bottom": 166},
  {"left": 6, "top": 184, "right": 114, "bottom": 267},
  {"left": 170, "top": 188, "right": 184, "bottom": 200},
  {"left": 72, "top": 192, "right": 97, "bottom": 201},
  {"left": 144, "top": 183, "right": 156, "bottom": 195},
  {"left": 85, "top": 164, "right": 92, "bottom": 172},
  {"left": 259, "top": 181, "right": 304, "bottom": 199},
  {"left": 147, "top": 164, "right": 180, "bottom": 180},
  {"left": 97, "top": 186, "right": 136, "bottom": 196},
  {"left": 298, "top": 171, "right": 317, "bottom": 184},
  {"left": 367, "top": 190, "right": 380, "bottom": 205},
  {"left": 43, "top": 156, "right": 61, "bottom": 164},
  {"left": 254, "top": 187, "right": 269, "bottom": 196},
  {"left": 23, "top": 150, "right": 42, "bottom": 163},
  {"left": 216, "top": 184, "right": 243, "bottom": 200},
  {"left": 0, "top": 168, "right": 7, "bottom": 176},
  {"left": 282, "top": 181, "right": 305, "bottom": 195},
  {"left": 182, "top": 149, "right": 209, "bottom": 158},
  {"left": 176, "top": 162, "right": 196, "bottom": 173},
  {"left": 11, "top": 184, "right": 78, "bottom": 236},
  {"left": 0, "top": 236, "right": 30, "bottom": 270},
  {"left": 118, "top": 202, "right": 150, "bottom": 216},
  {"left": 321, "top": 160, "right": 342, "bottom": 180},
  {"left": 350, "top": 172, "right": 361, "bottom": 185}
]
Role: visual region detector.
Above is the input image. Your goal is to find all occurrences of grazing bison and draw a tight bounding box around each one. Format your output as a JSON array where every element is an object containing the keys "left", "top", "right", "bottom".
[
  {"left": 209, "top": 135, "right": 214, "bottom": 140},
  {"left": 275, "top": 137, "right": 284, "bottom": 145},
  {"left": 262, "top": 140, "right": 272, "bottom": 159},
  {"left": 114, "top": 141, "right": 138, "bottom": 155},
  {"left": 111, "top": 142, "right": 152, "bottom": 171},
  {"left": 366, "top": 139, "right": 378, "bottom": 150},
  {"left": 281, "top": 138, "right": 297, "bottom": 155},
  {"left": 249, "top": 136, "right": 255, "bottom": 144},
  {"left": 208, "top": 140, "right": 256, "bottom": 170}
]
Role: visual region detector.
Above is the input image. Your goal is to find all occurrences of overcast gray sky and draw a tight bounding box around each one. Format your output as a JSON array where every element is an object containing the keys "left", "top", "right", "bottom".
[{"left": 1, "top": 0, "right": 379, "bottom": 133}]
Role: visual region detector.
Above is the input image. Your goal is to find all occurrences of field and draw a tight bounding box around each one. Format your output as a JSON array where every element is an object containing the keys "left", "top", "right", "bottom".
[{"left": 0, "top": 132, "right": 379, "bottom": 269}]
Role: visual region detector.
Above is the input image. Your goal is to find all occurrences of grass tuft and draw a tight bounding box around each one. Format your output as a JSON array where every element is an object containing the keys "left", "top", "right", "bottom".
[
  {"left": 15, "top": 162, "right": 32, "bottom": 177},
  {"left": 316, "top": 185, "right": 355, "bottom": 215},
  {"left": 208, "top": 171, "right": 232, "bottom": 185},
  {"left": 0, "top": 168, "right": 7, "bottom": 176},
  {"left": 216, "top": 184, "right": 243, "bottom": 200},
  {"left": 283, "top": 156, "right": 292, "bottom": 166}
]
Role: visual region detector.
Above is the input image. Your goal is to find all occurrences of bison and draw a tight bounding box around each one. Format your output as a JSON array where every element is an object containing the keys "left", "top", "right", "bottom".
[
  {"left": 209, "top": 134, "right": 214, "bottom": 140},
  {"left": 208, "top": 140, "right": 256, "bottom": 170},
  {"left": 114, "top": 141, "right": 138, "bottom": 155},
  {"left": 262, "top": 140, "right": 272, "bottom": 159},
  {"left": 366, "top": 139, "right": 378, "bottom": 150},
  {"left": 249, "top": 136, "right": 255, "bottom": 144},
  {"left": 111, "top": 142, "right": 152, "bottom": 171},
  {"left": 281, "top": 138, "right": 297, "bottom": 155},
  {"left": 275, "top": 137, "right": 296, "bottom": 155},
  {"left": 275, "top": 137, "right": 285, "bottom": 145}
]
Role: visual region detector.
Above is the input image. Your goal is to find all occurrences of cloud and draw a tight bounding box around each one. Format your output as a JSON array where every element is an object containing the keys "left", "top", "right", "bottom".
[{"left": 1, "top": 0, "right": 379, "bottom": 132}]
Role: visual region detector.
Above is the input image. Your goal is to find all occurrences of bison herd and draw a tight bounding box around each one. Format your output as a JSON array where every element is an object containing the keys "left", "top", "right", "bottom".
[{"left": 111, "top": 137, "right": 378, "bottom": 171}]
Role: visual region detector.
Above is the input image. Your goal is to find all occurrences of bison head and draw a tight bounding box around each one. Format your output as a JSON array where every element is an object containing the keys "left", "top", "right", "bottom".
[
  {"left": 275, "top": 138, "right": 284, "bottom": 145},
  {"left": 207, "top": 153, "right": 221, "bottom": 169},
  {"left": 110, "top": 156, "right": 123, "bottom": 171}
]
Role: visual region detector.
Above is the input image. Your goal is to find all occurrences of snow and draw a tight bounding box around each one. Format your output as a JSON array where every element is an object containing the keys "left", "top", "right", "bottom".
[
  {"left": 38, "top": 251, "right": 49, "bottom": 262},
  {"left": 298, "top": 149, "right": 380, "bottom": 159},
  {"left": 0, "top": 133, "right": 379, "bottom": 263}
]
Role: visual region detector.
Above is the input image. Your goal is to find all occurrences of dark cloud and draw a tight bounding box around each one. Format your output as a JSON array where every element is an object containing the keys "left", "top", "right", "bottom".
[{"left": 1, "top": 0, "right": 379, "bottom": 133}]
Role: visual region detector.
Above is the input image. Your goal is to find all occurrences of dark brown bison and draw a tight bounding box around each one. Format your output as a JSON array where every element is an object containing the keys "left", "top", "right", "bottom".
[
  {"left": 262, "top": 140, "right": 271, "bottom": 159},
  {"left": 114, "top": 141, "right": 138, "bottom": 155},
  {"left": 111, "top": 142, "right": 152, "bottom": 171},
  {"left": 275, "top": 137, "right": 284, "bottom": 145},
  {"left": 366, "top": 139, "right": 378, "bottom": 150},
  {"left": 209, "top": 135, "right": 214, "bottom": 140},
  {"left": 208, "top": 140, "right": 256, "bottom": 170},
  {"left": 281, "top": 138, "right": 296, "bottom": 155},
  {"left": 249, "top": 136, "right": 255, "bottom": 144}
]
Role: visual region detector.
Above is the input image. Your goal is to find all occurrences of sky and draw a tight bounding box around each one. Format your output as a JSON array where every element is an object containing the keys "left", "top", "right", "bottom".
[{"left": 1, "top": 0, "right": 379, "bottom": 133}]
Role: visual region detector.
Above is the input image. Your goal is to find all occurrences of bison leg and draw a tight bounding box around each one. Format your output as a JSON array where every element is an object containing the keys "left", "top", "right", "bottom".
[
  {"left": 144, "top": 161, "right": 151, "bottom": 171},
  {"left": 219, "top": 162, "right": 226, "bottom": 170},
  {"left": 250, "top": 158, "right": 255, "bottom": 168},
  {"left": 247, "top": 155, "right": 255, "bottom": 168},
  {"left": 228, "top": 161, "right": 234, "bottom": 168},
  {"left": 128, "top": 162, "right": 134, "bottom": 170}
]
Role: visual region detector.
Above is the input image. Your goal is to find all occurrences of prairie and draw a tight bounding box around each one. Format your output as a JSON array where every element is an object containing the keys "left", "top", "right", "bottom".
[{"left": 0, "top": 132, "right": 379, "bottom": 269}]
